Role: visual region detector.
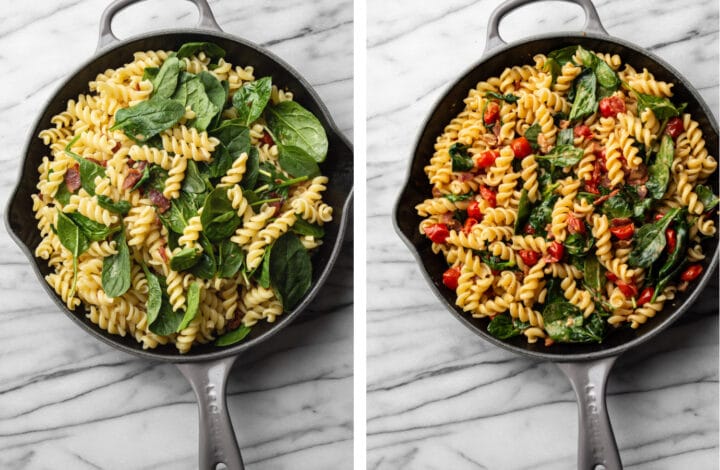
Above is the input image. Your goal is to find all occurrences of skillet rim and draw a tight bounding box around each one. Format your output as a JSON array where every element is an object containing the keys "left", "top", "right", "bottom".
[
  {"left": 5, "top": 26, "right": 354, "bottom": 363},
  {"left": 393, "top": 30, "right": 719, "bottom": 362}
]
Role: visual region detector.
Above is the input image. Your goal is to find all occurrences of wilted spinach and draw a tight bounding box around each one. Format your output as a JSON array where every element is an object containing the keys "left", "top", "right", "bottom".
[
  {"left": 536, "top": 144, "right": 584, "bottom": 168},
  {"left": 266, "top": 101, "right": 328, "bottom": 162},
  {"left": 485, "top": 91, "right": 518, "bottom": 103},
  {"left": 449, "top": 142, "right": 474, "bottom": 172},
  {"left": 269, "top": 233, "right": 312, "bottom": 311},
  {"left": 101, "top": 229, "right": 131, "bottom": 298},
  {"left": 55, "top": 211, "right": 90, "bottom": 299},
  {"left": 66, "top": 212, "right": 119, "bottom": 242},
  {"left": 543, "top": 302, "right": 603, "bottom": 343},
  {"left": 216, "top": 324, "right": 252, "bottom": 346},
  {"left": 142, "top": 264, "right": 162, "bottom": 325},
  {"left": 200, "top": 187, "right": 242, "bottom": 242},
  {"left": 696, "top": 184, "right": 719, "bottom": 211},
  {"left": 111, "top": 98, "right": 185, "bottom": 142},
  {"left": 568, "top": 69, "right": 597, "bottom": 121},
  {"left": 176, "top": 281, "right": 202, "bottom": 332},
  {"left": 176, "top": 42, "right": 226, "bottom": 61},
  {"left": 292, "top": 219, "right": 325, "bottom": 238},
  {"left": 646, "top": 134, "right": 674, "bottom": 199},
  {"left": 524, "top": 123, "right": 542, "bottom": 150},
  {"left": 278, "top": 145, "right": 321, "bottom": 178},
  {"left": 487, "top": 314, "right": 528, "bottom": 339},
  {"left": 170, "top": 247, "right": 201, "bottom": 271},
  {"left": 513, "top": 189, "right": 531, "bottom": 234},
  {"left": 232, "top": 76, "right": 272, "bottom": 126},
  {"left": 628, "top": 207, "right": 680, "bottom": 268},
  {"left": 151, "top": 56, "right": 180, "bottom": 100}
]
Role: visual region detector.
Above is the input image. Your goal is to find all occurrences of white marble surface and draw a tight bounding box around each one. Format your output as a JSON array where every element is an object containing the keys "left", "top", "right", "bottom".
[
  {"left": 0, "top": 1, "right": 352, "bottom": 469},
  {"left": 367, "top": 0, "right": 718, "bottom": 469}
]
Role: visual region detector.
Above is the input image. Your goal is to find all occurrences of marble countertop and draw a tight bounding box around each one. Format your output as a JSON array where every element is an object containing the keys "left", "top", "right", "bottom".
[
  {"left": 0, "top": 1, "right": 352, "bottom": 469},
  {"left": 367, "top": 0, "right": 718, "bottom": 469}
]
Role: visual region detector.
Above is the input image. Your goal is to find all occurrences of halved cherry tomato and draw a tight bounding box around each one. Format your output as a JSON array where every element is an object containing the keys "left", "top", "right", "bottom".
[
  {"left": 610, "top": 223, "right": 634, "bottom": 240},
  {"left": 598, "top": 96, "right": 626, "bottom": 118},
  {"left": 424, "top": 223, "right": 449, "bottom": 244},
  {"left": 605, "top": 272, "right": 619, "bottom": 282},
  {"left": 585, "top": 160, "right": 602, "bottom": 194},
  {"left": 518, "top": 249, "right": 540, "bottom": 266},
  {"left": 475, "top": 150, "right": 499, "bottom": 169},
  {"left": 463, "top": 217, "right": 478, "bottom": 234},
  {"left": 665, "top": 117, "right": 684, "bottom": 139},
  {"left": 443, "top": 266, "right": 462, "bottom": 290},
  {"left": 666, "top": 228, "right": 676, "bottom": 254},
  {"left": 574, "top": 124, "right": 593, "bottom": 139},
  {"left": 654, "top": 212, "right": 666, "bottom": 221},
  {"left": 680, "top": 264, "right": 703, "bottom": 282},
  {"left": 616, "top": 280, "right": 637, "bottom": 298},
  {"left": 637, "top": 287, "right": 654, "bottom": 306},
  {"left": 511, "top": 137, "right": 532, "bottom": 158},
  {"left": 546, "top": 241, "right": 564, "bottom": 262},
  {"left": 484, "top": 101, "right": 500, "bottom": 124},
  {"left": 567, "top": 214, "right": 586, "bottom": 235},
  {"left": 467, "top": 200, "right": 482, "bottom": 220},
  {"left": 479, "top": 186, "right": 497, "bottom": 208}
]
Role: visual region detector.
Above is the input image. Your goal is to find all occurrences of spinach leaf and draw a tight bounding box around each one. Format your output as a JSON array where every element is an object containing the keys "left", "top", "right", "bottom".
[
  {"left": 269, "top": 233, "right": 312, "bottom": 311},
  {"left": 548, "top": 45, "right": 579, "bottom": 66},
  {"left": 484, "top": 91, "right": 518, "bottom": 103},
  {"left": 696, "top": 184, "right": 719, "bottom": 211},
  {"left": 65, "top": 138, "right": 106, "bottom": 196},
  {"left": 170, "top": 247, "right": 201, "bottom": 272},
  {"left": 601, "top": 192, "right": 632, "bottom": 219},
  {"left": 182, "top": 160, "right": 209, "bottom": 194},
  {"left": 266, "top": 101, "right": 328, "bottom": 162},
  {"left": 145, "top": 165, "right": 169, "bottom": 193},
  {"left": 557, "top": 128, "right": 574, "bottom": 146},
  {"left": 176, "top": 42, "right": 226, "bottom": 61},
  {"left": 258, "top": 247, "right": 272, "bottom": 289},
  {"left": 55, "top": 182, "right": 72, "bottom": 205},
  {"left": 158, "top": 192, "right": 196, "bottom": 234},
  {"left": 55, "top": 211, "right": 90, "bottom": 299},
  {"left": 189, "top": 234, "right": 217, "bottom": 280},
  {"left": 565, "top": 231, "right": 594, "bottom": 257},
  {"left": 584, "top": 256, "right": 605, "bottom": 295},
  {"left": 101, "top": 229, "right": 131, "bottom": 298},
  {"left": 200, "top": 187, "right": 242, "bottom": 242},
  {"left": 444, "top": 193, "right": 474, "bottom": 202},
  {"left": 449, "top": 142, "right": 474, "bottom": 172},
  {"left": 142, "top": 264, "right": 162, "bottom": 325},
  {"left": 628, "top": 87, "right": 683, "bottom": 120},
  {"left": 536, "top": 144, "right": 584, "bottom": 167},
  {"left": 646, "top": 134, "right": 674, "bottom": 199},
  {"left": 568, "top": 69, "right": 597, "bottom": 121},
  {"left": 66, "top": 212, "right": 119, "bottom": 242},
  {"left": 216, "top": 324, "right": 252, "bottom": 346},
  {"left": 209, "top": 119, "right": 251, "bottom": 178},
  {"left": 628, "top": 207, "right": 680, "bottom": 268},
  {"left": 176, "top": 281, "right": 202, "bottom": 331},
  {"left": 657, "top": 216, "right": 688, "bottom": 281},
  {"left": 171, "top": 71, "right": 190, "bottom": 106},
  {"left": 543, "top": 302, "right": 603, "bottom": 343},
  {"left": 149, "top": 294, "right": 184, "bottom": 335},
  {"left": 527, "top": 194, "right": 558, "bottom": 236},
  {"left": 218, "top": 239, "right": 244, "bottom": 279},
  {"left": 185, "top": 75, "right": 220, "bottom": 132},
  {"left": 487, "top": 314, "right": 526, "bottom": 339},
  {"left": 278, "top": 145, "right": 321, "bottom": 178},
  {"left": 111, "top": 98, "right": 185, "bottom": 142},
  {"left": 198, "top": 71, "right": 226, "bottom": 124},
  {"left": 151, "top": 57, "right": 180, "bottom": 100},
  {"left": 292, "top": 218, "right": 325, "bottom": 238},
  {"left": 241, "top": 147, "right": 260, "bottom": 190},
  {"left": 576, "top": 46, "right": 619, "bottom": 91},
  {"left": 479, "top": 252, "right": 516, "bottom": 271},
  {"left": 652, "top": 261, "right": 686, "bottom": 303},
  {"left": 524, "top": 123, "right": 541, "bottom": 150},
  {"left": 233, "top": 76, "right": 272, "bottom": 126},
  {"left": 514, "top": 189, "right": 531, "bottom": 234},
  {"left": 142, "top": 67, "right": 159, "bottom": 81}
]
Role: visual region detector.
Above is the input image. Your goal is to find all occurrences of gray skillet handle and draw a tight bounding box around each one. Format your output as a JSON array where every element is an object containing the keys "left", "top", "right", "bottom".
[
  {"left": 485, "top": 0, "right": 608, "bottom": 55},
  {"left": 176, "top": 356, "right": 244, "bottom": 470},
  {"left": 97, "top": 0, "right": 222, "bottom": 52},
  {"left": 556, "top": 356, "right": 622, "bottom": 470}
]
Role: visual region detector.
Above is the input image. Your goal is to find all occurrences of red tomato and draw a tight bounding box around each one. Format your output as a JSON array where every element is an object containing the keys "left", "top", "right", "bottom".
[
  {"left": 475, "top": 150, "right": 498, "bottom": 169},
  {"left": 665, "top": 117, "right": 684, "bottom": 139},
  {"left": 567, "top": 214, "right": 586, "bottom": 235},
  {"left": 479, "top": 186, "right": 497, "bottom": 208},
  {"left": 598, "top": 96, "right": 626, "bottom": 118},
  {"left": 463, "top": 217, "right": 478, "bottom": 234},
  {"left": 261, "top": 131, "right": 275, "bottom": 146},
  {"left": 467, "top": 200, "right": 482, "bottom": 220},
  {"left": 654, "top": 212, "right": 666, "bottom": 221},
  {"left": 518, "top": 249, "right": 540, "bottom": 266},
  {"left": 423, "top": 223, "right": 449, "bottom": 244},
  {"left": 511, "top": 137, "right": 532, "bottom": 158},
  {"left": 442, "top": 266, "right": 462, "bottom": 290},
  {"left": 585, "top": 160, "right": 602, "bottom": 194},
  {"left": 666, "top": 228, "right": 676, "bottom": 253},
  {"left": 547, "top": 242, "right": 564, "bottom": 262},
  {"left": 637, "top": 287, "right": 654, "bottom": 306},
  {"left": 605, "top": 272, "right": 619, "bottom": 282},
  {"left": 524, "top": 224, "right": 536, "bottom": 235},
  {"left": 574, "top": 124, "right": 593, "bottom": 139},
  {"left": 616, "top": 280, "right": 637, "bottom": 298},
  {"left": 610, "top": 223, "right": 635, "bottom": 240},
  {"left": 681, "top": 264, "right": 703, "bottom": 282},
  {"left": 483, "top": 101, "right": 500, "bottom": 124}
]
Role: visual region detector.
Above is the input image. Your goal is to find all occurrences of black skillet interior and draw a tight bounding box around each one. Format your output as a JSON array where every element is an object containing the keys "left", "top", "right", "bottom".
[
  {"left": 7, "top": 31, "right": 353, "bottom": 361},
  {"left": 396, "top": 34, "right": 719, "bottom": 360}
]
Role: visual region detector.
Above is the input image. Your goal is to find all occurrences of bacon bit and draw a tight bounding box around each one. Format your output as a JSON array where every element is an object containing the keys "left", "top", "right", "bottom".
[
  {"left": 148, "top": 188, "right": 171, "bottom": 213},
  {"left": 261, "top": 131, "right": 274, "bottom": 146},
  {"left": 64, "top": 164, "right": 81, "bottom": 192},
  {"left": 544, "top": 337, "right": 555, "bottom": 347},
  {"left": 492, "top": 120, "right": 502, "bottom": 138},
  {"left": 593, "top": 188, "right": 619, "bottom": 206},
  {"left": 158, "top": 245, "right": 169, "bottom": 263},
  {"left": 677, "top": 281, "right": 689, "bottom": 293},
  {"left": 135, "top": 161, "right": 148, "bottom": 171},
  {"left": 456, "top": 172, "right": 474, "bottom": 182},
  {"left": 482, "top": 133, "right": 498, "bottom": 146},
  {"left": 123, "top": 168, "right": 143, "bottom": 190},
  {"left": 227, "top": 311, "right": 244, "bottom": 331},
  {"left": 128, "top": 158, "right": 137, "bottom": 167},
  {"left": 627, "top": 163, "right": 649, "bottom": 185},
  {"left": 112, "top": 141, "right": 122, "bottom": 153}
]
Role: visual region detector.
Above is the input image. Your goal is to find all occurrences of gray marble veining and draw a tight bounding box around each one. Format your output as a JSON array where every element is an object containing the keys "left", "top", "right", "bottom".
[
  {"left": 0, "top": 1, "right": 352, "bottom": 469},
  {"left": 367, "top": 0, "right": 718, "bottom": 469}
]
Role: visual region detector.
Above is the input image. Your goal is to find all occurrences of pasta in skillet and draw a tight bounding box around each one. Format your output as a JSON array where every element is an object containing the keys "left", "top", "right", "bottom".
[
  {"left": 417, "top": 45, "right": 718, "bottom": 345},
  {"left": 34, "top": 42, "right": 332, "bottom": 353}
]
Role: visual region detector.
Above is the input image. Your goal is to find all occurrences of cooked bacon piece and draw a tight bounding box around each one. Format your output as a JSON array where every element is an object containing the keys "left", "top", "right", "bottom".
[
  {"left": 112, "top": 141, "right": 122, "bottom": 153},
  {"left": 148, "top": 188, "right": 170, "bottom": 213},
  {"left": 261, "top": 131, "right": 274, "bottom": 146},
  {"left": 123, "top": 168, "right": 143, "bottom": 190},
  {"left": 135, "top": 161, "right": 147, "bottom": 171},
  {"left": 627, "top": 163, "right": 648, "bottom": 185},
  {"left": 64, "top": 165, "right": 81, "bottom": 192}
]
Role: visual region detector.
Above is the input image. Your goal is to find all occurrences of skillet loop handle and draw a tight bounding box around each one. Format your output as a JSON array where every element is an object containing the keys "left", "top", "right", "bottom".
[
  {"left": 97, "top": 0, "right": 223, "bottom": 52},
  {"left": 484, "top": 0, "right": 608, "bottom": 55},
  {"left": 176, "top": 356, "right": 244, "bottom": 470},
  {"left": 556, "top": 356, "right": 622, "bottom": 470}
]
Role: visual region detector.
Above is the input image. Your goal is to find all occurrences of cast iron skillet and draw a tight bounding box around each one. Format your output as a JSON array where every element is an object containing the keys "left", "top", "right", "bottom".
[
  {"left": 394, "top": 0, "right": 718, "bottom": 468},
  {"left": 4, "top": 0, "right": 353, "bottom": 469}
]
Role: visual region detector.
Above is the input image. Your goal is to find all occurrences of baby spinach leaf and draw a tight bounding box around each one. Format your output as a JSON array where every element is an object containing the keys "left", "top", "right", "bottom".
[
  {"left": 269, "top": 233, "right": 312, "bottom": 311},
  {"left": 66, "top": 212, "right": 119, "bottom": 242},
  {"left": 484, "top": 91, "right": 518, "bottom": 103},
  {"left": 576, "top": 46, "right": 619, "bottom": 91},
  {"left": 55, "top": 182, "right": 72, "bottom": 205},
  {"left": 131, "top": 164, "right": 151, "bottom": 192},
  {"left": 184, "top": 75, "right": 220, "bottom": 132},
  {"left": 628, "top": 87, "right": 683, "bottom": 120},
  {"left": 112, "top": 98, "right": 185, "bottom": 142},
  {"left": 189, "top": 234, "right": 217, "bottom": 280},
  {"left": 182, "top": 160, "right": 209, "bottom": 194},
  {"left": 233, "top": 76, "right": 272, "bottom": 126},
  {"left": 444, "top": 193, "right": 474, "bottom": 202},
  {"left": 646, "top": 134, "right": 674, "bottom": 199},
  {"left": 170, "top": 247, "right": 201, "bottom": 271},
  {"left": 565, "top": 231, "right": 594, "bottom": 257},
  {"left": 218, "top": 239, "right": 244, "bottom": 278},
  {"left": 514, "top": 189, "right": 531, "bottom": 234},
  {"left": 101, "top": 229, "right": 131, "bottom": 298},
  {"left": 557, "top": 127, "right": 574, "bottom": 146},
  {"left": 266, "top": 101, "right": 328, "bottom": 162},
  {"left": 149, "top": 294, "right": 184, "bottom": 336},
  {"left": 176, "top": 42, "right": 226, "bottom": 61},
  {"left": 199, "top": 71, "right": 226, "bottom": 119},
  {"left": 241, "top": 147, "right": 260, "bottom": 190},
  {"left": 200, "top": 187, "right": 242, "bottom": 242},
  {"left": 145, "top": 165, "right": 169, "bottom": 193},
  {"left": 536, "top": 144, "right": 584, "bottom": 167},
  {"left": 209, "top": 120, "right": 251, "bottom": 178},
  {"left": 583, "top": 256, "right": 605, "bottom": 294},
  {"left": 695, "top": 184, "right": 719, "bottom": 211},
  {"left": 479, "top": 252, "right": 516, "bottom": 271},
  {"left": 601, "top": 192, "right": 632, "bottom": 219},
  {"left": 292, "top": 219, "right": 325, "bottom": 238},
  {"left": 628, "top": 207, "right": 680, "bottom": 268},
  {"left": 151, "top": 56, "right": 180, "bottom": 100},
  {"left": 177, "top": 281, "right": 202, "bottom": 331},
  {"left": 65, "top": 138, "right": 106, "bottom": 196},
  {"left": 258, "top": 246, "right": 272, "bottom": 289},
  {"left": 657, "top": 216, "right": 688, "bottom": 281},
  {"left": 568, "top": 69, "right": 597, "bottom": 121},
  {"left": 449, "top": 142, "right": 474, "bottom": 172},
  {"left": 158, "top": 192, "right": 196, "bottom": 234},
  {"left": 652, "top": 261, "right": 686, "bottom": 303},
  {"left": 548, "top": 45, "right": 579, "bottom": 66},
  {"left": 278, "top": 145, "right": 321, "bottom": 178},
  {"left": 142, "top": 67, "right": 159, "bottom": 82},
  {"left": 142, "top": 264, "right": 162, "bottom": 325},
  {"left": 56, "top": 210, "right": 90, "bottom": 257},
  {"left": 171, "top": 71, "right": 190, "bottom": 106},
  {"left": 527, "top": 194, "right": 558, "bottom": 236},
  {"left": 543, "top": 302, "right": 603, "bottom": 343},
  {"left": 487, "top": 314, "right": 524, "bottom": 339},
  {"left": 524, "top": 123, "right": 541, "bottom": 150},
  {"left": 215, "top": 324, "right": 252, "bottom": 346}
]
